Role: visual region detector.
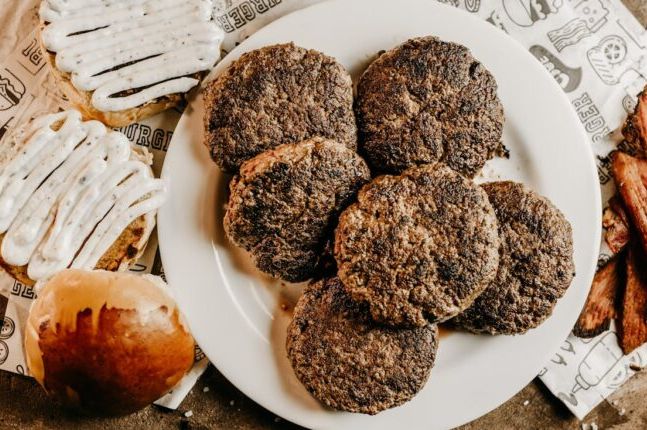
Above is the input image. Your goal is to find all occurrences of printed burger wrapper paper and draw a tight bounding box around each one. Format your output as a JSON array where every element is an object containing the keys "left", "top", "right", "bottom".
[
  {"left": 0, "top": 0, "right": 646, "bottom": 418},
  {"left": 0, "top": 0, "right": 206, "bottom": 410}
]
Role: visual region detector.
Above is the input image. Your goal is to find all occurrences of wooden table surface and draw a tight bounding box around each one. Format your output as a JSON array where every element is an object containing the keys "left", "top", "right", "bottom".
[{"left": 3, "top": 1, "right": 647, "bottom": 429}]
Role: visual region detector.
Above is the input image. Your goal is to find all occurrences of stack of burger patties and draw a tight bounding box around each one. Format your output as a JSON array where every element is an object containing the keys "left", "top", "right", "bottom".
[{"left": 204, "top": 37, "right": 575, "bottom": 414}]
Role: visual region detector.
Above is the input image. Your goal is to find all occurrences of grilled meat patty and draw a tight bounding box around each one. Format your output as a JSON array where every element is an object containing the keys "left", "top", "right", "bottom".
[
  {"left": 204, "top": 43, "right": 357, "bottom": 174},
  {"left": 335, "top": 162, "right": 500, "bottom": 327},
  {"left": 356, "top": 36, "right": 504, "bottom": 177},
  {"left": 453, "top": 181, "right": 575, "bottom": 335},
  {"left": 225, "top": 138, "right": 370, "bottom": 282},
  {"left": 286, "top": 277, "right": 438, "bottom": 414}
]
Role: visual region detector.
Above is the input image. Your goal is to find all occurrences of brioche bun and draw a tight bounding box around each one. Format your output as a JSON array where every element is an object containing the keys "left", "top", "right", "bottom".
[{"left": 25, "top": 269, "right": 194, "bottom": 416}]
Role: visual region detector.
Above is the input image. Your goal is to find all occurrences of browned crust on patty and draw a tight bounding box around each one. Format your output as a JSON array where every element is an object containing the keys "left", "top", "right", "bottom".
[
  {"left": 39, "top": 23, "right": 188, "bottom": 128},
  {"left": 356, "top": 36, "right": 504, "bottom": 177},
  {"left": 204, "top": 43, "right": 357, "bottom": 174},
  {"left": 286, "top": 277, "right": 438, "bottom": 415},
  {"left": 334, "top": 162, "right": 500, "bottom": 327},
  {"left": 453, "top": 181, "right": 575, "bottom": 335},
  {"left": 0, "top": 215, "right": 150, "bottom": 286},
  {"left": 224, "top": 138, "right": 370, "bottom": 282}
]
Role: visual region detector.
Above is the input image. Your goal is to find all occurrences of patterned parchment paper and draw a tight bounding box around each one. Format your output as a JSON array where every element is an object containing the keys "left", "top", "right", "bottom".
[{"left": 1, "top": 0, "right": 647, "bottom": 418}]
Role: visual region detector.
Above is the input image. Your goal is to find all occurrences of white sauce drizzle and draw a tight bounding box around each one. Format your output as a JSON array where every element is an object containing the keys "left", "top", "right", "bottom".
[
  {"left": 0, "top": 110, "right": 167, "bottom": 281},
  {"left": 40, "top": 0, "right": 223, "bottom": 112}
]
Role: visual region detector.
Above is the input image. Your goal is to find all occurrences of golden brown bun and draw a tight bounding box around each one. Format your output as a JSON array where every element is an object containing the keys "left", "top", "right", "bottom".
[
  {"left": 38, "top": 24, "right": 184, "bottom": 128},
  {"left": 24, "top": 270, "right": 194, "bottom": 416},
  {"left": 0, "top": 213, "right": 151, "bottom": 286}
]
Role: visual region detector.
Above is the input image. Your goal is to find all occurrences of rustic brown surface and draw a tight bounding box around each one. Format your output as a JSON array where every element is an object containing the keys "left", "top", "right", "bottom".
[{"left": 2, "top": 1, "right": 647, "bottom": 429}]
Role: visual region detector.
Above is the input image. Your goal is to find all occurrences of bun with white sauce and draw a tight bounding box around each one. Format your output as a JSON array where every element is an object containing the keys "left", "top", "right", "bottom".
[
  {"left": 38, "top": 0, "right": 224, "bottom": 127},
  {"left": 0, "top": 110, "right": 166, "bottom": 285}
]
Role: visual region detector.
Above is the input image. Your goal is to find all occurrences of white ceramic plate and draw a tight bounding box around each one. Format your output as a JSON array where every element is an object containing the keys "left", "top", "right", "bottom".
[{"left": 158, "top": 0, "right": 601, "bottom": 428}]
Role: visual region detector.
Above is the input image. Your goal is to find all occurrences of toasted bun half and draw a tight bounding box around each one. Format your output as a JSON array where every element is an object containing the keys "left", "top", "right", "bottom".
[
  {"left": 38, "top": 23, "right": 184, "bottom": 128},
  {"left": 0, "top": 111, "right": 162, "bottom": 285},
  {"left": 25, "top": 270, "right": 194, "bottom": 416}
]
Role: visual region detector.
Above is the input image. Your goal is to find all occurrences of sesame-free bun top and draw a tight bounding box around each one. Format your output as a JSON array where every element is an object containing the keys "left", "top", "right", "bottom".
[{"left": 24, "top": 269, "right": 194, "bottom": 416}]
